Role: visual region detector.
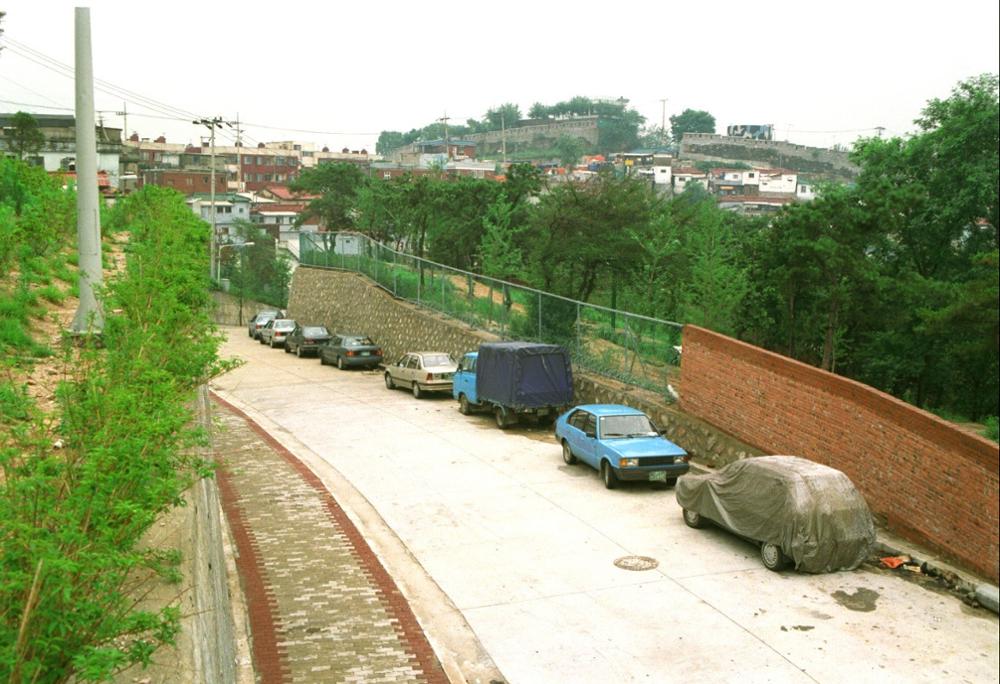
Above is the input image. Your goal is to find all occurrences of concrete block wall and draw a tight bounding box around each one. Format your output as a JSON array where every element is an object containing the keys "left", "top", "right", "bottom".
[
  {"left": 286, "top": 267, "right": 757, "bottom": 466},
  {"left": 679, "top": 325, "right": 1000, "bottom": 583}
]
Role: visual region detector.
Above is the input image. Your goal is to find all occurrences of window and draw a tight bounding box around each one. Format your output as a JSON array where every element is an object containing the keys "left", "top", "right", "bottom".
[
  {"left": 584, "top": 414, "right": 598, "bottom": 437},
  {"left": 406, "top": 356, "right": 420, "bottom": 370},
  {"left": 569, "top": 410, "right": 589, "bottom": 430}
]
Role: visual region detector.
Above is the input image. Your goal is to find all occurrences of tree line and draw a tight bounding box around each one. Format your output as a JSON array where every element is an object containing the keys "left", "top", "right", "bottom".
[
  {"left": 375, "top": 96, "right": 719, "bottom": 157},
  {"left": 300, "top": 75, "right": 999, "bottom": 423}
]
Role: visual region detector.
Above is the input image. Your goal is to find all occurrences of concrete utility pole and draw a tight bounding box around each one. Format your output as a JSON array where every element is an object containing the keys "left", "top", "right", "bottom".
[
  {"left": 194, "top": 116, "right": 223, "bottom": 281},
  {"left": 438, "top": 114, "right": 450, "bottom": 160},
  {"left": 659, "top": 98, "right": 668, "bottom": 145},
  {"left": 231, "top": 113, "right": 243, "bottom": 191},
  {"left": 501, "top": 110, "right": 507, "bottom": 164},
  {"left": 71, "top": 6, "right": 104, "bottom": 335}
]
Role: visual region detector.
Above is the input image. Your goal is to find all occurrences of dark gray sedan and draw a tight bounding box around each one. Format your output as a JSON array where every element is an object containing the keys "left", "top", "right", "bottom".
[
  {"left": 319, "top": 334, "right": 383, "bottom": 370},
  {"left": 284, "top": 324, "right": 332, "bottom": 357}
]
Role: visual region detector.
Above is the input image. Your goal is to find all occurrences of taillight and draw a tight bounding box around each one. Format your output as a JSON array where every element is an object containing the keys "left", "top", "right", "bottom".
[
  {"left": 426, "top": 373, "right": 433, "bottom": 381},
  {"left": 347, "top": 350, "right": 357, "bottom": 357},
  {"left": 374, "top": 349, "right": 382, "bottom": 356}
]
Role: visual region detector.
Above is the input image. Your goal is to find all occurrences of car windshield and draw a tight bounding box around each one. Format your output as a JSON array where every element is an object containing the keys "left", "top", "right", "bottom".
[
  {"left": 600, "top": 414, "right": 657, "bottom": 438},
  {"left": 274, "top": 320, "right": 295, "bottom": 330},
  {"left": 421, "top": 354, "right": 452, "bottom": 367},
  {"left": 303, "top": 326, "right": 329, "bottom": 337},
  {"left": 346, "top": 337, "right": 374, "bottom": 346}
]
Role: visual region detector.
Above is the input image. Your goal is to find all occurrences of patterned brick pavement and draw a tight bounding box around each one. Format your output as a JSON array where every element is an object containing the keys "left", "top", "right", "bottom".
[{"left": 212, "top": 393, "right": 449, "bottom": 684}]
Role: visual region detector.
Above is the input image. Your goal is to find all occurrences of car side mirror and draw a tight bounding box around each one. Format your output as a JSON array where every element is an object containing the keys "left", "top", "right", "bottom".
[{"left": 585, "top": 430, "right": 596, "bottom": 438}]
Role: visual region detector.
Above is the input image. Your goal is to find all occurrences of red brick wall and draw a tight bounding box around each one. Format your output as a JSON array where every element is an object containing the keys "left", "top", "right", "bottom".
[{"left": 679, "top": 325, "right": 1000, "bottom": 582}]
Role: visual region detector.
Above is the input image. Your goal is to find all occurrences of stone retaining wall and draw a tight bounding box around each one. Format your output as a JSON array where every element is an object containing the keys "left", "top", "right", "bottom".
[{"left": 288, "top": 267, "right": 758, "bottom": 467}]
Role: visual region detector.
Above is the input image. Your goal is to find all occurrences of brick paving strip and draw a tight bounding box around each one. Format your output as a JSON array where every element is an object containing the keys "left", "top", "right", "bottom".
[{"left": 211, "top": 393, "right": 450, "bottom": 684}]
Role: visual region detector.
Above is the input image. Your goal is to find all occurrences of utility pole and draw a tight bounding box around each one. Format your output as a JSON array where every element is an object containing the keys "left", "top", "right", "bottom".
[
  {"left": 71, "top": 7, "right": 104, "bottom": 335},
  {"left": 500, "top": 110, "right": 507, "bottom": 164},
  {"left": 875, "top": 126, "right": 885, "bottom": 139},
  {"left": 438, "top": 114, "right": 450, "bottom": 160},
  {"left": 659, "top": 98, "right": 668, "bottom": 145},
  {"left": 194, "top": 116, "right": 223, "bottom": 281},
  {"left": 116, "top": 100, "right": 127, "bottom": 140},
  {"left": 230, "top": 113, "right": 243, "bottom": 191}
]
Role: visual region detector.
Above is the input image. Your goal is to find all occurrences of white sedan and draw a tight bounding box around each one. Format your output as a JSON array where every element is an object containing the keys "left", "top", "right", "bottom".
[{"left": 384, "top": 352, "right": 457, "bottom": 398}]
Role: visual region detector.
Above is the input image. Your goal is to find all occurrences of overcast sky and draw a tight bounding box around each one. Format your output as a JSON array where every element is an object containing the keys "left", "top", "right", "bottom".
[{"left": 1, "top": 0, "right": 998, "bottom": 152}]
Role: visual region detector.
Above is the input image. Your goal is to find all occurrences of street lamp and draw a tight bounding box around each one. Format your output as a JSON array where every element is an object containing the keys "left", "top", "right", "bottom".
[{"left": 219, "top": 242, "right": 254, "bottom": 325}]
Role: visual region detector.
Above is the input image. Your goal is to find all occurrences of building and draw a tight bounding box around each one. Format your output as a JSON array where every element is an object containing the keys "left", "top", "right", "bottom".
[
  {"left": 0, "top": 113, "right": 123, "bottom": 189},
  {"left": 187, "top": 193, "right": 253, "bottom": 238},
  {"left": 140, "top": 168, "right": 230, "bottom": 195},
  {"left": 717, "top": 194, "right": 796, "bottom": 216},
  {"left": 391, "top": 139, "right": 477, "bottom": 166},
  {"left": 672, "top": 167, "right": 709, "bottom": 193}
]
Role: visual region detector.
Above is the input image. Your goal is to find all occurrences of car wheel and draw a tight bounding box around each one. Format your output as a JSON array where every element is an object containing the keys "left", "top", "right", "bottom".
[
  {"left": 459, "top": 394, "right": 471, "bottom": 415},
  {"left": 319, "top": 352, "right": 327, "bottom": 366},
  {"left": 601, "top": 461, "right": 618, "bottom": 489},
  {"left": 283, "top": 342, "right": 290, "bottom": 353},
  {"left": 385, "top": 373, "right": 395, "bottom": 390},
  {"left": 760, "top": 542, "right": 789, "bottom": 571},
  {"left": 561, "top": 440, "right": 577, "bottom": 465},
  {"left": 412, "top": 383, "right": 422, "bottom": 399},
  {"left": 337, "top": 356, "right": 345, "bottom": 370},
  {"left": 682, "top": 508, "right": 704, "bottom": 529},
  {"left": 495, "top": 406, "right": 510, "bottom": 429}
]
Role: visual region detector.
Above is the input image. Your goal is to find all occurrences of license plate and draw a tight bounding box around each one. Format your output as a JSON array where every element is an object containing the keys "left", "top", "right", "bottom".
[
  {"left": 649, "top": 471, "right": 667, "bottom": 482},
  {"left": 361, "top": 351, "right": 370, "bottom": 356}
]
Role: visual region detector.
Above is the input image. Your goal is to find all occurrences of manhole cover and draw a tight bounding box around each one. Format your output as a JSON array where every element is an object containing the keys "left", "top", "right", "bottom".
[{"left": 613, "top": 555, "right": 659, "bottom": 571}]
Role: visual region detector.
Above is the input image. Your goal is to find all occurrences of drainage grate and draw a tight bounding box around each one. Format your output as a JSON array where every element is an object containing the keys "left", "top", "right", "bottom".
[{"left": 613, "top": 555, "right": 659, "bottom": 571}]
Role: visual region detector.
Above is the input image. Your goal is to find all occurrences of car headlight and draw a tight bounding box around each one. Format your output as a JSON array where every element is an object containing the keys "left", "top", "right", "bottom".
[{"left": 620, "top": 458, "right": 639, "bottom": 468}]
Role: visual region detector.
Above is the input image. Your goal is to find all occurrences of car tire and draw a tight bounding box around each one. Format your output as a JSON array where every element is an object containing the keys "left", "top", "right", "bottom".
[
  {"left": 412, "top": 383, "right": 422, "bottom": 399},
  {"left": 561, "top": 440, "right": 577, "bottom": 465},
  {"left": 337, "top": 356, "right": 345, "bottom": 370},
  {"left": 495, "top": 406, "right": 511, "bottom": 430},
  {"left": 601, "top": 461, "right": 618, "bottom": 489},
  {"left": 284, "top": 343, "right": 290, "bottom": 353},
  {"left": 682, "top": 508, "right": 704, "bottom": 528},
  {"left": 319, "top": 353, "right": 327, "bottom": 366},
  {"left": 459, "top": 394, "right": 471, "bottom": 415},
  {"left": 760, "top": 542, "right": 789, "bottom": 571}
]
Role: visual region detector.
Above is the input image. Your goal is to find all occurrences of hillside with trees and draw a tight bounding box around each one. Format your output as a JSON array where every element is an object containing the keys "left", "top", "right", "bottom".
[{"left": 309, "top": 75, "right": 999, "bottom": 428}]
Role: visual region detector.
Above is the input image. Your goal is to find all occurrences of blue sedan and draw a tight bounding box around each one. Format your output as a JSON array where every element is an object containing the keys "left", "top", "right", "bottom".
[{"left": 555, "top": 404, "right": 690, "bottom": 489}]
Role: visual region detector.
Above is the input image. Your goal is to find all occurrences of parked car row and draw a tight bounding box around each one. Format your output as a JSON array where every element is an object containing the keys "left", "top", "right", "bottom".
[{"left": 245, "top": 312, "right": 876, "bottom": 574}]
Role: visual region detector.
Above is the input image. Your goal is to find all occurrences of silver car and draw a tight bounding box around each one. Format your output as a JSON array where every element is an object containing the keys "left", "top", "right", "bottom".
[
  {"left": 259, "top": 318, "right": 296, "bottom": 348},
  {"left": 384, "top": 352, "right": 458, "bottom": 399}
]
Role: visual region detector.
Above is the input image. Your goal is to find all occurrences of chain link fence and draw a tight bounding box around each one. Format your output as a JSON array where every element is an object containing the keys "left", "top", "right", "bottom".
[{"left": 300, "top": 232, "right": 683, "bottom": 399}]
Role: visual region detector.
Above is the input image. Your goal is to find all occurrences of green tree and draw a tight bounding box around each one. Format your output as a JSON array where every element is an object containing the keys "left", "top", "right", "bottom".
[
  {"left": 376, "top": 131, "right": 405, "bottom": 156},
  {"left": 3, "top": 111, "right": 46, "bottom": 161},
  {"left": 554, "top": 135, "right": 584, "bottom": 169},
  {"left": 669, "top": 108, "right": 716, "bottom": 142},
  {"left": 289, "top": 162, "right": 366, "bottom": 230},
  {"left": 479, "top": 192, "right": 524, "bottom": 279},
  {"left": 485, "top": 103, "right": 522, "bottom": 130}
]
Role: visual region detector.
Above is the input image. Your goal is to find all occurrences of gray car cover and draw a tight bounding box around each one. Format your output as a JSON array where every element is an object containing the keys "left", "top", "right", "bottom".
[{"left": 676, "top": 456, "right": 875, "bottom": 573}]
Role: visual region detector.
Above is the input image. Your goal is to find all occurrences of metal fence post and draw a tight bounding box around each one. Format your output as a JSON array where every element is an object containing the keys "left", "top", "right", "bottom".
[{"left": 538, "top": 292, "right": 543, "bottom": 340}]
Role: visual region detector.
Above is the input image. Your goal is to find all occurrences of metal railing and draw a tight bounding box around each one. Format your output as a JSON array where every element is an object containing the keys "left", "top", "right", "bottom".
[{"left": 300, "top": 232, "right": 683, "bottom": 399}]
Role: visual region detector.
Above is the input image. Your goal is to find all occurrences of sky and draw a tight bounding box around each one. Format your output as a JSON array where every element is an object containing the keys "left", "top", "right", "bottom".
[{"left": 1, "top": 0, "right": 998, "bottom": 153}]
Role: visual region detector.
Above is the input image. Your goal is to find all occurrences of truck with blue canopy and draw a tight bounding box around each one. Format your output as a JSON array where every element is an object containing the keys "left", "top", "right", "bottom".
[{"left": 452, "top": 342, "right": 574, "bottom": 429}]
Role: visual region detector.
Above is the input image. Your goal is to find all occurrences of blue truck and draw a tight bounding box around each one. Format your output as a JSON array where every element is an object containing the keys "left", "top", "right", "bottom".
[{"left": 453, "top": 342, "right": 574, "bottom": 429}]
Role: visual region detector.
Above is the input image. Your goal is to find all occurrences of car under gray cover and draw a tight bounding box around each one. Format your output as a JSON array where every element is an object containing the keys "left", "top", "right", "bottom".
[{"left": 676, "top": 456, "right": 876, "bottom": 573}]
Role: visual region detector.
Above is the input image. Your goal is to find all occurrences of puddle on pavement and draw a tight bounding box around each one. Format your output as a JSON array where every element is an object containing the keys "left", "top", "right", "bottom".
[{"left": 831, "top": 587, "right": 880, "bottom": 612}]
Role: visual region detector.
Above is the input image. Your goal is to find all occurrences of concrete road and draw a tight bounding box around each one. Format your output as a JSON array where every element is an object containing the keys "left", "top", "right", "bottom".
[{"left": 212, "top": 328, "right": 999, "bottom": 684}]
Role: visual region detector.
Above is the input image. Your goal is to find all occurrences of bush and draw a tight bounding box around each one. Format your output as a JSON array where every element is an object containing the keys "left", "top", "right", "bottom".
[
  {"left": 983, "top": 417, "right": 999, "bottom": 442},
  {"left": 0, "top": 186, "right": 229, "bottom": 681}
]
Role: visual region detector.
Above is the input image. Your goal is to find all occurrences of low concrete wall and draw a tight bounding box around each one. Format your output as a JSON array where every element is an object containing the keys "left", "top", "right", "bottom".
[
  {"left": 113, "top": 388, "right": 241, "bottom": 683},
  {"left": 287, "top": 266, "right": 758, "bottom": 467},
  {"left": 213, "top": 291, "right": 281, "bottom": 327}
]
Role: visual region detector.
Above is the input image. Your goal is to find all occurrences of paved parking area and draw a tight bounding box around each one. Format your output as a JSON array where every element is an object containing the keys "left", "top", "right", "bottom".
[{"left": 212, "top": 327, "right": 999, "bottom": 683}]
